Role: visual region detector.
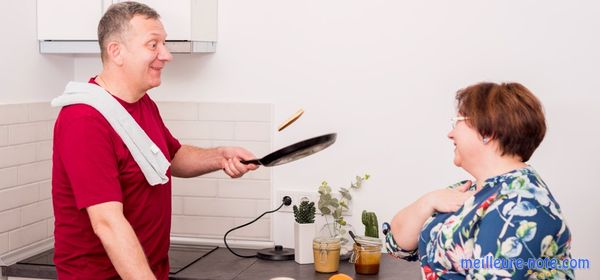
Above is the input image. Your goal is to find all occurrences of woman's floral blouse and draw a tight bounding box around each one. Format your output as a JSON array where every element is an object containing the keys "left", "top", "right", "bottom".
[{"left": 385, "top": 166, "right": 574, "bottom": 279}]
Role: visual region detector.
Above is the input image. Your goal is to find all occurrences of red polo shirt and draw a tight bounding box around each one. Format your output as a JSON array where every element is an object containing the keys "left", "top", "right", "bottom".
[{"left": 52, "top": 77, "right": 181, "bottom": 279}]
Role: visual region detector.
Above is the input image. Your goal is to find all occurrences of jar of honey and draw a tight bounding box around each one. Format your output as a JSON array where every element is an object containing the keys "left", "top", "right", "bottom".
[
  {"left": 312, "top": 237, "right": 341, "bottom": 273},
  {"left": 350, "top": 235, "right": 382, "bottom": 275}
]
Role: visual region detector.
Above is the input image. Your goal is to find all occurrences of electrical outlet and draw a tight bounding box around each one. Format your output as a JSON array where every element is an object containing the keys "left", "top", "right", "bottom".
[{"left": 277, "top": 190, "right": 318, "bottom": 213}]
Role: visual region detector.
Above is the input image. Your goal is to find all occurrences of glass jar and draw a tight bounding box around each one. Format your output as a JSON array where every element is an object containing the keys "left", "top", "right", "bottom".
[
  {"left": 312, "top": 237, "right": 341, "bottom": 273},
  {"left": 350, "top": 235, "right": 383, "bottom": 275}
]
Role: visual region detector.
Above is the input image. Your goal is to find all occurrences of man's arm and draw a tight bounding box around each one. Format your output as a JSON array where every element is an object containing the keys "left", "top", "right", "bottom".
[
  {"left": 170, "top": 145, "right": 258, "bottom": 178},
  {"left": 87, "top": 202, "right": 156, "bottom": 280}
]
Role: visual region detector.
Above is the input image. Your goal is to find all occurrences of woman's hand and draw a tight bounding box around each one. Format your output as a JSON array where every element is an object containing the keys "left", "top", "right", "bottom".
[{"left": 424, "top": 180, "right": 474, "bottom": 213}]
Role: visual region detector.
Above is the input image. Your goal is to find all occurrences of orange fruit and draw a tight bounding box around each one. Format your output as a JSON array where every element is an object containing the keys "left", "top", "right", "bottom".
[{"left": 329, "top": 273, "right": 353, "bottom": 280}]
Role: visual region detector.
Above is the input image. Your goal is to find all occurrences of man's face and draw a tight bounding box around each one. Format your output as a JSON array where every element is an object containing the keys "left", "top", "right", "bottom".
[{"left": 121, "top": 15, "right": 172, "bottom": 92}]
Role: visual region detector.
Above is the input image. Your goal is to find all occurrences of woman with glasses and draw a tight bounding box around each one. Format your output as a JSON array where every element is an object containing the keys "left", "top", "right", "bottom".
[{"left": 384, "top": 82, "right": 573, "bottom": 279}]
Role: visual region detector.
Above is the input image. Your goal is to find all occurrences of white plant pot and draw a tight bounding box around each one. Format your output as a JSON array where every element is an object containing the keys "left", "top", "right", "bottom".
[{"left": 294, "top": 222, "right": 316, "bottom": 264}]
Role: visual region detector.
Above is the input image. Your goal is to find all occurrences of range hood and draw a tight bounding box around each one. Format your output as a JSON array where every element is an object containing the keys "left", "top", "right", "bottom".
[
  {"left": 39, "top": 40, "right": 216, "bottom": 54},
  {"left": 37, "top": 0, "right": 217, "bottom": 54}
]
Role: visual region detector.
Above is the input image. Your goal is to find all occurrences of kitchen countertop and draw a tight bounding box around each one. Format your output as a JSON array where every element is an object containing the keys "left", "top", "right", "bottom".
[{"left": 4, "top": 248, "right": 421, "bottom": 279}]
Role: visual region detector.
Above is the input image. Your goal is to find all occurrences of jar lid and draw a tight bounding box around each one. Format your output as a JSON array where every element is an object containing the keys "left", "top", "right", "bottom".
[
  {"left": 354, "top": 235, "right": 382, "bottom": 247},
  {"left": 313, "top": 237, "right": 341, "bottom": 249}
]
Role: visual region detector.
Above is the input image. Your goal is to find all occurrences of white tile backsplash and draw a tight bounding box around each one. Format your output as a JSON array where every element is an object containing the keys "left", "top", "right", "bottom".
[
  {"left": 21, "top": 199, "right": 53, "bottom": 226},
  {"left": 172, "top": 177, "right": 219, "bottom": 197},
  {"left": 0, "top": 209, "right": 21, "bottom": 233},
  {"left": 27, "top": 103, "right": 59, "bottom": 122},
  {"left": 230, "top": 218, "right": 270, "bottom": 240},
  {"left": 200, "top": 166, "right": 271, "bottom": 181},
  {"left": 38, "top": 180, "right": 51, "bottom": 200},
  {"left": 0, "top": 167, "right": 19, "bottom": 191},
  {"left": 8, "top": 221, "right": 47, "bottom": 250},
  {"left": 47, "top": 218, "right": 55, "bottom": 238},
  {"left": 179, "top": 139, "right": 213, "bottom": 148},
  {"left": 0, "top": 126, "right": 8, "bottom": 146},
  {"left": 165, "top": 120, "right": 236, "bottom": 140},
  {"left": 156, "top": 102, "right": 198, "bottom": 121},
  {"left": 172, "top": 197, "right": 183, "bottom": 215},
  {"left": 0, "top": 233, "right": 8, "bottom": 255},
  {"left": 35, "top": 141, "right": 53, "bottom": 161},
  {"left": 7, "top": 121, "right": 52, "bottom": 145},
  {"left": 254, "top": 200, "right": 271, "bottom": 216},
  {"left": 218, "top": 180, "right": 271, "bottom": 199},
  {"left": 212, "top": 140, "right": 272, "bottom": 158},
  {"left": 171, "top": 216, "right": 235, "bottom": 237},
  {"left": 0, "top": 103, "right": 57, "bottom": 261},
  {"left": 234, "top": 122, "right": 271, "bottom": 141},
  {"left": 0, "top": 184, "right": 39, "bottom": 212},
  {"left": 183, "top": 197, "right": 259, "bottom": 218},
  {"left": 197, "top": 103, "right": 271, "bottom": 122},
  {"left": 0, "top": 144, "right": 37, "bottom": 169},
  {"left": 17, "top": 160, "right": 52, "bottom": 185},
  {"left": 0, "top": 104, "right": 28, "bottom": 126}
]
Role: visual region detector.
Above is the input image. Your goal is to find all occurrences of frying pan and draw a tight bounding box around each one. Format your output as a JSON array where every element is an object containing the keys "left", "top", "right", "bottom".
[{"left": 241, "top": 133, "right": 337, "bottom": 167}]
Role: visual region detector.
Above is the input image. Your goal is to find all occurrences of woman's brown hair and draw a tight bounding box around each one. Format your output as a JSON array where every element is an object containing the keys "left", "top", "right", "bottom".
[{"left": 456, "top": 82, "right": 546, "bottom": 162}]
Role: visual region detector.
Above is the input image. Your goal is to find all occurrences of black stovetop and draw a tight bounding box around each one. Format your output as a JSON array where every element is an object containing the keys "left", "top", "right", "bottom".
[{"left": 17, "top": 244, "right": 217, "bottom": 274}]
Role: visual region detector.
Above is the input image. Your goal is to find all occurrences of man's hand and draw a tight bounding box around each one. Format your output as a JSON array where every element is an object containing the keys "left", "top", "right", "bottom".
[
  {"left": 171, "top": 145, "right": 258, "bottom": 178},
  {"left": 219, "top": 147, "right": 258, "bottom": 178},
  {"left": 424, "top": 180, "right": 474, "bottom": 213}
]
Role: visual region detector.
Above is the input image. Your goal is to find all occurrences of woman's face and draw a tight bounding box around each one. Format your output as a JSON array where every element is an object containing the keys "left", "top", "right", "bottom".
[{"left": 447, "top": 115, "right": 485, "bottom": 168}]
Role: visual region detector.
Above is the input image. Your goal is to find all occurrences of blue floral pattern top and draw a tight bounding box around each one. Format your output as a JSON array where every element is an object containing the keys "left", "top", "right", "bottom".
[{"left": 385, "top": 166, "right": 574, "bottom": 279}]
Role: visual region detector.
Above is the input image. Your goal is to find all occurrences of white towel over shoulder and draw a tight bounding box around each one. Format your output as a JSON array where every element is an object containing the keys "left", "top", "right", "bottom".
[{"left": 51, "top": 81, "right": 170, "bottom": 186}]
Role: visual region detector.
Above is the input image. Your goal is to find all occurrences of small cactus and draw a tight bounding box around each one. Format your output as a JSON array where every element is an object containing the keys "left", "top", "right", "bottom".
[
  {"left": 362, "top": 210, "right": 379, "bottom": 238},
  {"left": 293, "top": 201, "right": 316, "bottom": 224}
]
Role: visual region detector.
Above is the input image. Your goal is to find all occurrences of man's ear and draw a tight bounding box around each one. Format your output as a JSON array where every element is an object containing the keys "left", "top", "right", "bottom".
[{"left": 106, "top": 41, "right": 124, "bottom": 66}]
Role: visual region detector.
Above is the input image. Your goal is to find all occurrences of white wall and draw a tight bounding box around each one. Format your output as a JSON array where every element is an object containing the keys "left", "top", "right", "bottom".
[
  {"left": 2, "top": 0, "right": 597, "bottom": 277},
  {"left": 0, "top": 1, "right": 73, "bottom": 103}
]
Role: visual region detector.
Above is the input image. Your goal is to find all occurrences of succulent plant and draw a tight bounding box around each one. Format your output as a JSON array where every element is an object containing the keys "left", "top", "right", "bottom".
[
  {"left": 361, "top": 210, "right": 379, "bottom": 238},
  {"left": 293, "top": 201, "right": 316, "bottom": 224}
]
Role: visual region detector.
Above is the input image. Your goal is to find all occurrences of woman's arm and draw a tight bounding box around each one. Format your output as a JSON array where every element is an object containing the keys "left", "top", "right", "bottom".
[{"left": 390, "top": 181, "right": 473, "bottom": 250}]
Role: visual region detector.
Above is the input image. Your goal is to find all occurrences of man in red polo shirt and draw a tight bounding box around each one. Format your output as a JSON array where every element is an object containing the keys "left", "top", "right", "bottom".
[{"left": 51, "top": 2, "right": 258, "bottom": 279}]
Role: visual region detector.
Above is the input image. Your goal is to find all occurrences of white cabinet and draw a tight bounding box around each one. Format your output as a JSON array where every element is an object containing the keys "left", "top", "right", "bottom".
[
  {"left": 37, "top": 0, "right": 104, "bottom": 40},
  {"left": 36, "top": 0, "right": 217, "bottom": 53}
]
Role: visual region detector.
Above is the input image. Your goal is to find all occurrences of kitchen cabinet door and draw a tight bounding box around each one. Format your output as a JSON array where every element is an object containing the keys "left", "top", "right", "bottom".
[
  {"left": 129, "top": 0, "right": 192, "bottom": 40},
  {"left": 37, "top": 0, "right": 105, "bottom": 40}
]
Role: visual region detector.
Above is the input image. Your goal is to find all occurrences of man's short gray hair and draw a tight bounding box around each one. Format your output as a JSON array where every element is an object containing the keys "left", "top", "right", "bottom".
[{"left": 98, "top": 1, "right": 160, "bottom": 62}]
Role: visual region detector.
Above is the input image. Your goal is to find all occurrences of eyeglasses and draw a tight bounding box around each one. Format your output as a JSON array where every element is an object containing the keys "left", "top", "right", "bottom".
[{"left": 450, "top": 116, "right": 469, "bottom": 129}]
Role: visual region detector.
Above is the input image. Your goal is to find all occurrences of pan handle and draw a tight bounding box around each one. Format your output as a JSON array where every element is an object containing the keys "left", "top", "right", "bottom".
[{"left": 240, "top": 159, "right": 261, "bottom": 165}]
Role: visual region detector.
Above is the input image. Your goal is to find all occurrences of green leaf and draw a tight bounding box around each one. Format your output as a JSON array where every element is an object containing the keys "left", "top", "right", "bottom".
[
  {"left": 339, "top": 201, "right": 348, "bottom": 209},
  {"left": 320, "top": 207, "right": 331, "bottom": 215},
  {"left": 330, "top": 198, "right": 339, "bottom": 208}
]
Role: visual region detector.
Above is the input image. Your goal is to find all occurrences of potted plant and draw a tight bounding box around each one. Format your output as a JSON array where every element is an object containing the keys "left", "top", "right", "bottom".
[
  {"left": 317, "top": 174, "right": 370, "bottom": 259},
  {"left": 293, "top": 200, "right": 316, "bottom": 264}
]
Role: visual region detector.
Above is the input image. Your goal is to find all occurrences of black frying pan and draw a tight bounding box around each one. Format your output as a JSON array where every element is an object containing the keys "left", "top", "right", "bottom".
[{"left": 241, "top": 133, "right": 337, "bottom": 167}]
